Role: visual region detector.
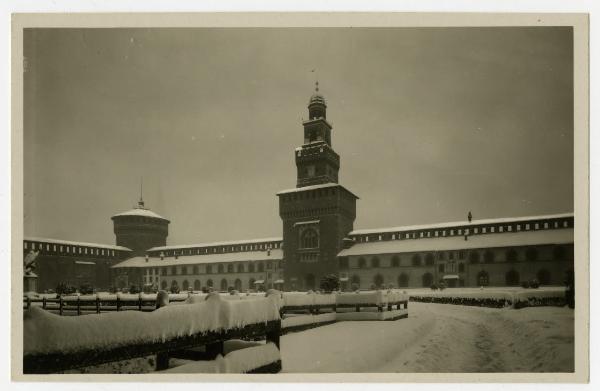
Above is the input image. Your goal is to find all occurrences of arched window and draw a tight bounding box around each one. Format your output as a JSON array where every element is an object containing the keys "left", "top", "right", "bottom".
[
  {"left": 234, "top": 279, "right": 242, "bottom": 291},
  {"left": 206, "top": 279, "right": 213, "bottom": 288},
  {"left": 350, "top": 275, "right": 360, "bottom": 289},
  {"left": 506, "top": 248, "right": 518, "bottom": 262},
  {"left": 301, "top": 228, "right": 319, "bottom": 249},
  {"left": 193, "top": 279, "right": 201, "bottom": 291},
  {"left": 358, "top": 258, "right": 366, "bottom": 268},
  {"left": 248, "top": 263, "right": 255, "bottom": 272},
  {"left": 182, "top": 280, "right": 189, "bottom": 291},
  {"left": 338, "top": 257, "right": 349, "bottom": 269},
  {"left": 484, "top": 250, "right": 495, "bottom": 263},
  {"left": 526, "top": 247, "right": 538, "bottom": 262},
  {"left": 391, "top": 256, "right": 400, "bottom": 267},
  {"left": 237, "top": 264, "right": 244, "bottom": 273},
  {"left": 412, "top": 254, "right": 422, "bottom": 266},
  {"left": 373, "top": 274, "right": 384, "bottom": 288},
  {"left": 422, "top": 272, "right": 433, "bottom": 287},
  {"left": 218, "top": 264, "right": 224, "bottom": 273},
  {"left": 171, "top": 280, "right": 178, "bottom": 289},
  {"left": 477, "top": 270, "right": 489, "bottom": 286},
  {"left": 398, "top": 273, "right": 409, "bottom": 287},
  {"left": 537, "top": 269, "right": 551, "bottom": 285},
  {"left": 227, "top": 264, "right": 234, "bottom": 273},
  {"left": 161, "top": 280, "right": 168, "bottom": 290},
  {"left": 305, "top": 274, "right": 316, "bottom": 290},
  {"left": 249, "top": 278, "right": 255, "bottom": 288},
  {"left": 505, "top": 269, "right": 520, "bottom": 286},
  {"left": 553, "top": 245, "right": 566, "bottom": 261},
  {"left": 371, "top": 257, "right": 380, "bottom": 268},
  {"left": 425, "top": 253, "right": 435, "bottom": 266},
  {"left": 258, "top": 262, "right": 265, "bottom": 272},
  {"left": 220, "top": 278, "right": 228, "bottom": 291},
  {"left": 469, "top": 251, "right": 480, "bottom": 264}
]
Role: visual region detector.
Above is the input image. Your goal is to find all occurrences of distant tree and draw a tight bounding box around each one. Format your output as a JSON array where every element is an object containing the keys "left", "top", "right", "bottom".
[
  {"left": 170, "top": 284, "right": 180, "bottom": 294},
  {"left": 430, "top": 283, "right": 439, "bottom": 291},
  {"left": 319, "top": 274, "right": 340, "bottom": 293},
  {"left": 129, "top": 285, "right": 140, "bottom": 294},
  {"left": 56, "top": 282, "right": 76, "bottom": 296},
  {"left": 521, "top": 280, "right": 530, "bottom": 289},
  {"left": 529, "top": 279, "right": 540, "bottom": 289},
  {"left": 79, "top": 283, "right": 94, "bottom": 295}
]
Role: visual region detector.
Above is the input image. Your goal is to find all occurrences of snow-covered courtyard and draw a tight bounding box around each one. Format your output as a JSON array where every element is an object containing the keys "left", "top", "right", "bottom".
[{"left": 281, "top": 302, "right": 574, "bottom": 373}]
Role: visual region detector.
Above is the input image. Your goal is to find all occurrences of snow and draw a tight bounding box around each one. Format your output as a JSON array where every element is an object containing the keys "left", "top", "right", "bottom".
[
  {"left": 282, "top": 291, "right": 406, "bottom": 308},
  {"left": 148, "top": 237, "right": 282, "bottom": 252},
  {"left": 111, "top": 248, "right": 283, "bottom": 269},
  {"left": 24, "top": 236, "right": 132, "bottom": 251},
  {"left": 338, "top": 228, "right": 573, "bottom": 256},
  {"left": 111, "top": 207, "right": 168, "bottom": 221},
  {"left": 281, "top": 302, "right": 573, "bottom": 372},
  {"left": 408, "top": 286, "right": 566, "bottom": 308},
  {"left": 165, "top": 342, "right": 280, "bottom": 373},
  {"left": 349, "top": 212, "right": 573, "bottom": 235},
  {"left": 23, "top": 293, "right": 281, "bottom": 355},
  {"left": 335, "top": 308, "right": 408, "bottom": 321}
]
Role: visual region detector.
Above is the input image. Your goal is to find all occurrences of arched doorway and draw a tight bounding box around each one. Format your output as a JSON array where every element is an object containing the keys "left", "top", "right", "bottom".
[
  {"left": 161, "top": 280, "right": 167, "bottom": 290},
  {"left": 373, "top": 274, "right": 384, "bottom": 288},
  {"left": 182, "top": 280, "right": 189, "bottom": 291},
  {"left": 397, "top": 273, "right": 409, "bottom": 288},
  {"left": 234, "top": 278, "right": 242, "bottom": 291},
  {"left": 505, "top": 269, "right": 520, "bottom": 286},
  {"left": 193, "top": 279, "right": 201, "bottom": 291},
  {"left": 537, "top": 269, "right": 551, "bottom": 285},
  {"left": 422, "top": 272, "right": 433, "bottom": 287},
  {"left": 220, "top": 278, "right": 228, "bottom": 292},
  {"left": 305, "top": 274, "right": 316, "bottom": 291},
  {"left": 477, "top": 270, "right": 489, "bottom": 286},
  {"left": 249, "top": 278, "right": 255, "bottom": 290},
  {"left": 206, "top": 279, "right": 213, "bottom": 288}
]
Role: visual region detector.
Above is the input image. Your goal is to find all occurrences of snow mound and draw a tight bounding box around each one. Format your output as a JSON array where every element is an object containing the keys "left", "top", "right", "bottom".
[
  {"left": 165, "top": 342, "right": 280, "bottom": 373},
  {"left": 24, "top": 295, "right": 281, "bottom": 355}
]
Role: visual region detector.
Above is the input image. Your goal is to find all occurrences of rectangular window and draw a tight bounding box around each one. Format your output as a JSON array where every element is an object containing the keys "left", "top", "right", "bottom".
[
  {"left": 365, "top": 236, "right": 369, "bottom": 242},
  {"left": 499, "top": 226, "right": 504, "bottom": 232},
  {"left": 458, "top": 229, "right": 462, "bottom": 235},
  {"left": 554, "top": 221, "right": 559, "bottom": 228},
  {"left": 378, "top": 235, "right": 382, "bottom": 241},
  {"left": 517, "top": 225, "right": 521, "bottom": 231},
  {"left": 490, "top": 227, "right": 495, "bottom": 233},
  {"left": 406, "top": 233, "right": 410, "bottom": 239},
  {"left": 507, "top": 226, "right": 512, "bottom": 232},
  {"left": 391, "top": 234, "right": 396, "bottom": 240},
  {"left": 473, "top": 228, "right": 478, "bottom": 234},
  {"left": 420, "top": 232, "right": 424, "bottom": 238},
  {"left": 482, "top": 227, "right": 487, "bottom": 234},
  {"left": 563, "top": 221, "right": 569, "bottom": 228},
  {"left": 435, "top": 231, "right": 439, "bottom": 237},
  {"left": 442, "top": 230, "right": 446, "bottom": 237},
  {"left": 53, "top": 245, "right": 57, "bottom": 251},
  {"left": 46, "top": 244, "right": 50, "bottom": 251},
  {"left": 450, "top": 230, "right": 454, "bottom": 236},
  {"left": 535, "top": 223, "right": 539, "bottom": 229},
  {"left": 525, "top": 224, "right": 530, "bottom": 230}
]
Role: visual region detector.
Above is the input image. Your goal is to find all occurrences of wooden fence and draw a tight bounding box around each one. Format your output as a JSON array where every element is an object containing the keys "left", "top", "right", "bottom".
[{"left": 23, "top": 295, "right": 188, "bottom": 315}]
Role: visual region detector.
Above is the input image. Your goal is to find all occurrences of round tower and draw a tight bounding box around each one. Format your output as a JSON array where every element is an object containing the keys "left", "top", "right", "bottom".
[{"left": 111, "top": 198, "right": 169, "bottom": 256}]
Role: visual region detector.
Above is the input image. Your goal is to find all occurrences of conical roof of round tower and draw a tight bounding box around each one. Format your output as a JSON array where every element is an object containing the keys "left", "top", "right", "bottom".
[{"left": 111, "top": 200, "right": 169, "bottom": 222}]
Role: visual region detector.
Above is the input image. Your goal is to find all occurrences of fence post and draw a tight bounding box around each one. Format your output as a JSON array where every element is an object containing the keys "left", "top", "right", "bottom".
[
  {"left": 155, "top": 291, "right": 170, "bottom": 371},
  {"left": 96, "top": 296, "right": 100, "bottom": 314},
  {"left": 42, "top": 297, "right": 46, "bottom": 310},
  {"left": 116, "top": 296, "right": 121, "bottom": 312},
  {"left": 138, "top": 293, "right": 142, "bottom": 311},
  {"left": 26, "top": 296, "right": 31, "bottom": 309},
  {"left": 77, "top": 296, "right": 81, "bottom": 316},
  {"left": 266, "top": 320, "right": 281, "bottom": 349},
  {"left": 59, "top": 296, "right": 63, "bottom": 316}
]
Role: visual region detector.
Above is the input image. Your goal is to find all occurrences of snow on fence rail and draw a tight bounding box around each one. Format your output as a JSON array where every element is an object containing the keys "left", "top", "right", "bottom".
[
  {"left": 408, "top": 287, "right": 566, "bottom": 309},
  {"left": 23, "top": 294, "right": 282, "bottom": 374},
  {"left": 279, "top": 290, "right": 409, "bottom": 332}
]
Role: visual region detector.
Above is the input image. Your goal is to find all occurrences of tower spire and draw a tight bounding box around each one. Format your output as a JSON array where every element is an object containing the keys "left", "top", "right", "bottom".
[
  {"left": 138, "top": 177, "right": 145, "bottom": 208},
  {"left": 315, "top": 80, "right": 319, "bottom": 92}
]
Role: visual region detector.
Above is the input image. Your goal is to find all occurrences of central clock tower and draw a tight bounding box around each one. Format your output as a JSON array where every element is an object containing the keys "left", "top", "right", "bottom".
[{"left": 277, "top": 84, "right": 358, "bottom": 291}]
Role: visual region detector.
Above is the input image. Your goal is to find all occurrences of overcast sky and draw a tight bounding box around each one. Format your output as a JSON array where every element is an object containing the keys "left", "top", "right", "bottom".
[{"left": 23, "top": 27, "right": 573, "bottom": 246}]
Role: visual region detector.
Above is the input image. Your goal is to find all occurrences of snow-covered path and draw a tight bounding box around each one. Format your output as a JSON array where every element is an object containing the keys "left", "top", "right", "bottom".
[{"left": 281, "top": 302, "right": 573, "bottom": 373}]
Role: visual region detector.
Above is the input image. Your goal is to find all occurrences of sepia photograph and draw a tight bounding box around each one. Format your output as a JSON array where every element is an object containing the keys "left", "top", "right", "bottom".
[{"left": 11, "top": 13, "right": 589, "bottom": 382}]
